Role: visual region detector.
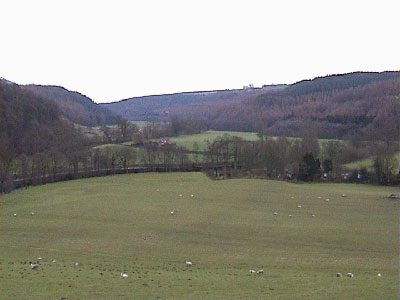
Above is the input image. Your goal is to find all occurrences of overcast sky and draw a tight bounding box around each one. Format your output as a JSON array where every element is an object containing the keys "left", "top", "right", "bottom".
[{"left": 1, "top": 0, "right": 399, "bottom": 103}]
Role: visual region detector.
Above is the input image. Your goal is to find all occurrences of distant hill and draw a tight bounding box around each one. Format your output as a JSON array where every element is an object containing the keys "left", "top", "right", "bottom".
[
  {"left": 102, "top": 71, "right": 399, "bottom": 139},
  {"left": 23, "top": 84, "right": 119, "bottom": 126},
  {"left": 101, "top": 85, "right": 287, "bottom": 121},
  {"left": 283, "top": 71, "right": 398, "bottom": 96},
  {"left": 0, "top": 79, "right": 86, "bottom": 158},
  {"left": 206, "top": 71, "right": 399, "bottom": 139}
]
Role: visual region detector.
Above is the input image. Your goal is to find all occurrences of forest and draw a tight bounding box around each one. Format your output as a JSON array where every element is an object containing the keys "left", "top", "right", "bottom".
[
  {"left": 167, "top": 72, "right": 399, "bottom": 140},
  {"left": 25, "top": 84, "right": 119, "bottom": 126}
]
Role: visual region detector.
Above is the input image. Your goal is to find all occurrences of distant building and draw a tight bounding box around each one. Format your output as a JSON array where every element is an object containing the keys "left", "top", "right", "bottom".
[{"left": 243, "top": 84, "right": 254, "bottom": 90}]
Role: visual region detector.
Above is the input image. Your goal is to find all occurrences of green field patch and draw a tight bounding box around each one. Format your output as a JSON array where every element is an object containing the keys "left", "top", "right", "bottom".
[
  {"left": 130, "top": 120, "right": 150, "bottom": 128},
  {"left": 169, "top": 130, "right": 260, "bottom": 150},
  {"left": 343, "top": 152, "right": 399, "bottom": 172},
  {"left": 1, "top": 173, "right": 397, "bottom": 299},
  {"left": 170, "top": 131, "right": 341, "bottom": 151},
  {"left": 343, "top": 157, "right": 375, "bottom": 171}
]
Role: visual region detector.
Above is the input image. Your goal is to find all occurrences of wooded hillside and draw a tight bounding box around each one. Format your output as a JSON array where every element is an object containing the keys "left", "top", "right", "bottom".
[
  {"left": 103, "top": 71, "right": 399, "bottom": 140},
  {"left": 0, "top": 80, "right": 89, "bottom": 189},
  {"left": 101, "top": 85, "right": 287, "bottom": 121},
  {"left": 24, "top": 84, "right": 119, "bottom": 126},
  {"left": 202, "top": 72, "right": 399, "bottom": 140}
]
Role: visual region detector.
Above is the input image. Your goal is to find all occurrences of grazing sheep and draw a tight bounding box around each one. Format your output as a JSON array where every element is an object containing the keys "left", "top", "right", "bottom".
[
  {"left": 311, "top": 214, "right": 315, "bottom": 217},
  {"left": 288, "top": 214, "right": 292, "bottom": 217},
  {"left": 297, "top": 205, "right": 302, "bottom": 208},
  {"left": 29, "top": 262, "right": 39, "bottom": 270},
  {"left": 273, "top": 212, "right": 278, "bottom": 215},
  {"left": 170, "top": 211, "right": 174, "bottom": 215},
  {"left": 37, "top": 257, "right": 42, "bottom": 261},
  {"left": 186, "top": 261, "right": 193, "bottom": 267},
  {"left": 342, "top": 194, "right": 347, "bottom": 197},
  {"left": 249, "top": 269, "right": 256, "bottom": 274},
  {"left": 179, "top": 194, "right": 182, "bottom": 197},
  {"left": 120, "top": 273, "right": 128, "bottom": 279},
  {"left": 336, "top": 273, "right": 343, "bottom": 277},
  {"left": 74, "top": 262, "right": 79, "bottom": 266},
  {"left": 377, "top": 273, "right": 382, "bottom": 277},
  {"left": 51, "top": 259, "right": 57, "bottom": 263},
  {"left": 325, "top": 199, "right": 330, "bottom": 202},
  {"left": 257, "top": 269, "right": 264, "bottom": 274},
  {"left": 30, "top": 212, "right": 35, "bottom": 216},
  {"left": 318, "top": 196, "right": 322, "bottom": 199},
  {"left": 190, "top": 194, "right": 194, "bottom": 198},
  {"left": 347, "top": 272, "right": 354, "bottom": 278},
  {"left": 13, "top": 213, "right": 17, "bottom": 217}
]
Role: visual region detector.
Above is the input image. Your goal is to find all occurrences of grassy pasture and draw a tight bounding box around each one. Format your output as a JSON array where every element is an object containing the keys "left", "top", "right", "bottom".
[
  {"left": 169, "top": 130, "right": 260, "bottom": 150},
  {"left": 170, "top": 130, "right": 341, "bottom": 151},
  {"left": 343, "top": 157, "right": 375, "bottom": 171},
  {"left": 343, "top": 153, "right": 399, "bottom": 172},
  {"left": 130, "top": 120, "right": 150, "bottom": 128},
  {"left": 1, "top": 173, "right": 397, "bottom": 299}
]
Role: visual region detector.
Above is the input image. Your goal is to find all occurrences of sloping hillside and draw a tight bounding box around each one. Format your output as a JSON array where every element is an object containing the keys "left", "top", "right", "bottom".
[
  {"left": 101, "top": 85, "right": 286, "bottom": 121},
  {"left": 24, "top": 85, "right": 119, "bottom": 126},
  {"left": 282, "top": 71, "right": 398, "bottom": 96},
  {"left": 0, "top": 79, "right": 86, "bottom": 162},
  {"left": 102, "top": 71, "right": 399, "bottom": 139}
]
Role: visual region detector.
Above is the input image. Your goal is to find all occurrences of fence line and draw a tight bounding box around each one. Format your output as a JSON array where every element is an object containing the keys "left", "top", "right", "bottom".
[{"left": 1, "top": 163, "right": 237, "bottom": 193}]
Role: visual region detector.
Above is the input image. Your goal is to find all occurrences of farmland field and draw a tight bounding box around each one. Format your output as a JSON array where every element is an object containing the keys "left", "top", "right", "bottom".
[
  {"left": 169, "top": 131, "right": 341, "bottom": 151},
  {"left": 343, "top": 153, "right": 399, "bottom": 172},
  {"left": 343, "top": 157, "right": 375, "bottom": 171},
  {"left": 0, "top": 173, "right": 398, "bottom": 299},
  {"left": 169, "top": 130, "right": 260, "bottom": 150}
]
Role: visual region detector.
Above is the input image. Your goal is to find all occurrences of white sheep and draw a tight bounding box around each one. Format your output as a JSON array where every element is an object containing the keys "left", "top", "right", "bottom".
[
  {"left": 257, "top": 269, "right": 264, "bottom": 274},
  {"left": 29, "top": 262, "right": 39, "bottom": 269},
  {"left": 249, "top": 269, "right": 256, "bottom": 274},
  {"left": 190, "top": 194, "right": 194, "bottom": 198},
  {"left": 74, "top": 262, "right": 80, "bottom": 266},
  {"left": 30, "top": 212, "right": 35, "bottom": 216},
  {"left": 325, "top": 199, "right": 330, "bottom": 202},
  {"left": 186, "top": 261, "right": 192, "bottom": 267},
  {"left": 179, "top": 194, "right": 182, "bottom": 197},
  {"left": 342, "top": 194, "right": 347, "bottom": 197},
  {"left": 273, "top": 212, "right": 278, "bottom": 215},
  {"left": 170, "top": 211, "right": 174, "bottom": 215},
  {"left": 297, "top": 205, "right": 302, "bottom": 208},
  {"left": 120, "top": 272, "right": 128, "bottom": 279},
  {"left": 288, "top": 214, "right": 292, "bottom": 217},
  {"left": 13, "top": 213, "right": 17, "bottom": 217},
  {"left": 51, "top": 259, "right": 56, "bottom": 263},
  {"left": 311, "top": 214, "right": 315, "bottom": 217},
  {"left": 347, "top": 272, "right": 354, "bottom": 278},
  {"left": 377, "top": 273, "right": 382, "bottom": 277},
  {"left": 336, "top": 273, "right": 343, "bottom": 277}
]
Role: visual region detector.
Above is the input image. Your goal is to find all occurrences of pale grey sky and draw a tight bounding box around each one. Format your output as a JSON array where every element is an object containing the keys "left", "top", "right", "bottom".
[{"left": 1, "top": 0, "right": 399, "bottom": 103}]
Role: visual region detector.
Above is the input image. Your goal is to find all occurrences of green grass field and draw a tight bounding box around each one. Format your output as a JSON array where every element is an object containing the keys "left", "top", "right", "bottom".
[
  {"left": 130, "top": 121, "right": 150, "bottom": 128},
  {"left": 169, "top": 130, "right": 260, "bottom": 150},
  {"left": 342, "top": 153, "right": 399, "bottom": 172},
  {"left": 169, "top": 130, "right": 341, "bottom": 151},
  {"left": 343, "top": 157, "right": 375, "bottom": 171},
  {"left": 1, "top": 173, "right": 397, "bottom": 299}
]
